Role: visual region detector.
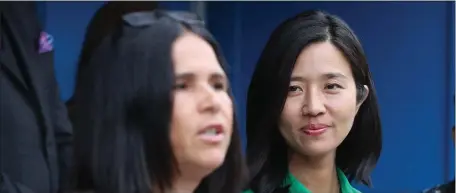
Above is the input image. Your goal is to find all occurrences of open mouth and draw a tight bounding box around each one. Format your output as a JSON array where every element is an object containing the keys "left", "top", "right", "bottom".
[{"left": 198, "top": 124, "right": 225, "bottom": 144}]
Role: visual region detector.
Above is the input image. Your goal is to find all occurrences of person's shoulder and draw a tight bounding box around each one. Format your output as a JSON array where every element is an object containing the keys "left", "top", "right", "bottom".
[{"left": 422, "top": 180, "right": 455, "bottom": 193}]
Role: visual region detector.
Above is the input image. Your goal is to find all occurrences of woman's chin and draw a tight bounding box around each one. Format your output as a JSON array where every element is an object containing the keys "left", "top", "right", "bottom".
[{"left": 195, "top": 149, "right": 227, "bottom": 171}]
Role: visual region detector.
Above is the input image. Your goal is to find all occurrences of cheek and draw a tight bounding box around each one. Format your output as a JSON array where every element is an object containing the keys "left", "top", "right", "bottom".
[
  {"left": 281, "top": 98, "right": 302, "bottom": 128},
  {"left": 279, "top": 99, "right": 302, "bottom": 138},
  {"left": 170, "top": 124, "right": 184, "bottom": 161},
  {"left": 220, "top": 95, "right": 234, "bottom": 134},
  {"left": 172, "top": 94, "right": 193, "bottom": 129},
  {"left": 170, "top": 94, "right": 194, "bottom": 154},
  {"left": 327, "top": 93, "right": 358, "bottom": 130}
]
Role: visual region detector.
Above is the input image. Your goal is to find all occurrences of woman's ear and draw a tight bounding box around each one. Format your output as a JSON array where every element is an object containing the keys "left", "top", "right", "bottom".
[{"left": 356, "top": 85, "right": 369, "bottom": 111}]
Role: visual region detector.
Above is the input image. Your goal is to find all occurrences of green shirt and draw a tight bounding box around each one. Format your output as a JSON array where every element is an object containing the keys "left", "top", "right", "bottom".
[{"left": 243, "top": 168, "right": 360, "bottom": 193}]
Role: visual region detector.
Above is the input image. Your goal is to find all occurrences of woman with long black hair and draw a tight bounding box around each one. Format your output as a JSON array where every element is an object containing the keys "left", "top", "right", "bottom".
[
  {"left": 71, "top": 10, "right": 247, "bottom": 193},
  {"left": 244, "top": 10, "right": 382, "bottom": 193}
]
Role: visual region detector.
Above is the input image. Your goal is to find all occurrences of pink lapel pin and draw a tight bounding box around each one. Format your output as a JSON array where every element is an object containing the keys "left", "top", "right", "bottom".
[{"left": 38, "top": 31, "right": 54, "bottom": 54}]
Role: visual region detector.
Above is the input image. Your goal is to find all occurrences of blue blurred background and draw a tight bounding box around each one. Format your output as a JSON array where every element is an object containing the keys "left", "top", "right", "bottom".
[{"left": 36, "top": 1, "right": 455, "bottom": 192}]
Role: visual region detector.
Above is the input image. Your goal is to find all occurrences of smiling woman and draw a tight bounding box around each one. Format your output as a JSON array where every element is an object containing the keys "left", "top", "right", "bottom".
[
  {"left": 244, "top": 10, "right": 382, "bottom": 193},
  {"left": 70, "top": 10, "right": 247, "bottom": 193}
]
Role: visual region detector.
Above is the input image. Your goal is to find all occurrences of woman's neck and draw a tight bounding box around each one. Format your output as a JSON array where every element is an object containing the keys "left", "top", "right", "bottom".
[
  {"left": 288, "top": 152, "right": 340, "bottom": 193},
  {"left": 165, "top": 163, "right": 211, "bottom": 193},
  {"left": 167, "top": 177, "right": 200, "bottom": 193}
]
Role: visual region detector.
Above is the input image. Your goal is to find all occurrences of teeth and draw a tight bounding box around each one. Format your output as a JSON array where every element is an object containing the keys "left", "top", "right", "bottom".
[{"left": 203, "top": 128, "right": 218, "bottom": 135}]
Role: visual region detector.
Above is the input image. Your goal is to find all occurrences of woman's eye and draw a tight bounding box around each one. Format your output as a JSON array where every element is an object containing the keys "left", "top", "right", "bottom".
[
  {"left": 325, "top": 83, "right": 343, "bottom": 90},
  {"left": 289, "top": 85, "right": 303, "bottom": 92},
  {"left": 174, "top": 83, "right": 188, "bottom": 90},
  {"left": 213, "top": 82, "right": 226, "bottom": 91}
]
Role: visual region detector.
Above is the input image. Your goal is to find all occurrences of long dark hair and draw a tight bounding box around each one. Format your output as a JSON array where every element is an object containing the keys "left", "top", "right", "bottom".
[
  {"left": 71, "top": 11, "right": 247, "bottom": 193},
  {"left": 245, "top": 10, "right": 382, "bottom": 193},
  {"left": 67, "top": 1, "right": 158, "bottom": 109}
]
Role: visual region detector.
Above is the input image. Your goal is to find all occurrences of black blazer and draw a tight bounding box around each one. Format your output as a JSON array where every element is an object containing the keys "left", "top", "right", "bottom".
[{"left": 0, "top": 2, "right": 73, "bottom": 193}]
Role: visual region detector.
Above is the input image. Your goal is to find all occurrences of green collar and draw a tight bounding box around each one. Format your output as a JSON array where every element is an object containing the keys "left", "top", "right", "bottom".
[{"left": 285, "top": 168, "right": 360, "bottom": 193}]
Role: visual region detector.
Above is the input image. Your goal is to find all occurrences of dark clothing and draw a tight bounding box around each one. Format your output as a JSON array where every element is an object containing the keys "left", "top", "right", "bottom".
[
  {"left": 0, "top": 2, "right": 73, "bottom": 193},
  {"left": 423, "top": 180, "right": 455, "bottom": 193}
]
